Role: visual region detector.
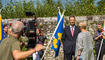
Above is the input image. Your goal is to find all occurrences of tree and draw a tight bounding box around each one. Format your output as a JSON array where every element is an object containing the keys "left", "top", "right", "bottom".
[
  {"left": 55, "top": 0, "right": 64, "bottom": 13},
  {"left": 1, "top": 0, "right": 104, "bottom": 19},
  {"left": 0, "top": 0, "right": 2, "bottom": 9},
  {"left": 43, "top": 0, "right": 58, "bottom": 17},
  {"left": 97, "top": 0, "right": 105, "bottom": 15},
  {"left": 65, "top": 1, "right": 73, "bottom": 16},
  {"left": 71, "top": 0, "right": 97, "bottom": 16},
  {"left": 34, "top": 0, "right": 44, "bottom": 17}
]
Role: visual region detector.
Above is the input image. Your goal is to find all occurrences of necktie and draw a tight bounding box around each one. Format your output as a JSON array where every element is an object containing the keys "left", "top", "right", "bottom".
[{"left": 72, "top": 27, "right": 74, "bottom": 36}]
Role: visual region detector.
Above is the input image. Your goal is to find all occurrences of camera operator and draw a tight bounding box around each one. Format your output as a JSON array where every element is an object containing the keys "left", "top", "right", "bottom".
[
  {"left": 94, "top": 23, "right": 105, "bottom": 60},
  {"left": 0, "top": 21, "right": 44, "bottom": 60}
]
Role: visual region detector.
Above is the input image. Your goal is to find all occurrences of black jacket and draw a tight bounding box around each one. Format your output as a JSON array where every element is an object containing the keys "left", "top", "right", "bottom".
[{"left": 62, "top": 26, "right": 81, "bottom": 54}]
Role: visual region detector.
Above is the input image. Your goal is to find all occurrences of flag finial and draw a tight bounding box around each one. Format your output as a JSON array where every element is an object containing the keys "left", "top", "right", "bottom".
[{"left": 58, "top": 7, "right": 60, "bottom": 10}]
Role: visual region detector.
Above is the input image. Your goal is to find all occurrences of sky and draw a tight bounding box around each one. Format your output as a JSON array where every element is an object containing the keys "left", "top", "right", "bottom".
[{"left": 1, "top": 0, "right": 101, "bottom": 7}]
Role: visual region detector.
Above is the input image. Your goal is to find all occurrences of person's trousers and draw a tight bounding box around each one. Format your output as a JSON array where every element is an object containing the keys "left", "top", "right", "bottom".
[
  {"left": 95, "top": 43, "right": 105, "bottom": 60},
  {"left": 64, "top": 52, "right": 75, "bottom": 60}
]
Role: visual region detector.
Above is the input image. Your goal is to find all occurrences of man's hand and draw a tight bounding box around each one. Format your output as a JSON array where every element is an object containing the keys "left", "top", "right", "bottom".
[
  {"left": 98, "top": 32, "right": 103, "bottom": 38},
  {"left": 103, "top": 35, "right": 105, "bottom": 39},
  {"left": 102, "top": 31, "right": 105, "bottom": 39},
  {"left": 12, "top": 44, "right": 44, "bottom": 60},
  {"left": 34, "top": 44, "right": 44, "bottom": 52},
  {"left": 99, "top": 34, "right": 102, "bottom": 37},
  {"left": 95, "top": 33, "right": 103, "bottom": 40}
]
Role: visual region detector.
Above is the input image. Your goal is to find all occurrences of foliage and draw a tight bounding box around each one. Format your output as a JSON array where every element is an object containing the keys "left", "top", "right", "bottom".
[
  {"left": 1, "top": 0, "right": 105, "bottom": 19},
  {"left": 0, "top": 0, "right": 2, "bottom": 9},
  {"left": 97, "top": 0, "right": 105, "bottom": 15}
]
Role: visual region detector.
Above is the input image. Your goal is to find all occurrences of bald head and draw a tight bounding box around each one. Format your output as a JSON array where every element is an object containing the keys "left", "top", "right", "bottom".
[{"left": 12, "top": 21, "right": 24, "bottom": 33}]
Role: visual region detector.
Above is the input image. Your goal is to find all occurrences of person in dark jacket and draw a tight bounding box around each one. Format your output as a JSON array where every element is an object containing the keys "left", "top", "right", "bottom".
[
  {"left": 62, "top": 16, "right": 81, "bottom": 60},
  {"left": 94, "top": 23, "right": 105, "bottom": 60}
]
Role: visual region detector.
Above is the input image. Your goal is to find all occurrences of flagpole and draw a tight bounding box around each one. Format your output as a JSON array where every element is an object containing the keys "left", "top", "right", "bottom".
[
  {"left": 58, "top": 7, "right": 61, "bottom": 17},
  {"left": 97, "top": 39, "right": 103, "bottom": 60},
  {"left": 97, "top": 20, "right": 105, "bottom": 60},
  {"left": 41, "top": 9, "right": 65, "bottom": 60}
]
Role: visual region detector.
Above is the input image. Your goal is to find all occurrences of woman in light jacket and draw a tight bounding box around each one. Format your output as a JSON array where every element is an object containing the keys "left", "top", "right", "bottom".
[{"left": 75, "top": 21, "right": 94, "bottom": 60}]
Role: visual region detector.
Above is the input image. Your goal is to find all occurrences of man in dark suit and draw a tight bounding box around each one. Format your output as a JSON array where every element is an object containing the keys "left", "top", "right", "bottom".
[{"left": 62, "top": 16, "right": 81, "bottom": 60}]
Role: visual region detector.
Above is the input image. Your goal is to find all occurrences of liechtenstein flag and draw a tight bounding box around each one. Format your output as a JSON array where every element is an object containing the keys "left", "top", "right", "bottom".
[
  {"left": 0, "top": 15, "right": 2, "bottom": 40},
  {"left": 51, "top": 10, "right": 64, "bottom": 57},
  {"left": 0, "top": 15, "right": 4, "bottom": 44}
]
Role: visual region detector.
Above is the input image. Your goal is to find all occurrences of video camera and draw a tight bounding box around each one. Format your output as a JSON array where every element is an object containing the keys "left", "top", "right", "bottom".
[{"left": 24, "top": 12, "right": 38, "bottom": 48}]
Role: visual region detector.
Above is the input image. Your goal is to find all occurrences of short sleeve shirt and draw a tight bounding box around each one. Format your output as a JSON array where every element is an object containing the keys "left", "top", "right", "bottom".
[{"left": 0, "top": 35, "right": 21, "bottom": 60}]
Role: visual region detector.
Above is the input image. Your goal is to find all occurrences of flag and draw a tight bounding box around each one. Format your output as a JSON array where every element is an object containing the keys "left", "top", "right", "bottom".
[
  {"left": 0, "top": 15, "right": 2, "bottom": 40},
  {"left": 0, "top": 15, "right": 4, "bottom": 44},
  {"left": 51, "top": 10, "right": 64, "bottom": 57}
]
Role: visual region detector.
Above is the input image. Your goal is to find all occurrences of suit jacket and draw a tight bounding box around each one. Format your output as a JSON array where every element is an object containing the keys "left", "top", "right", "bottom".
[{"left": 62, "top": 26, "right": 81, "bottom": 54}]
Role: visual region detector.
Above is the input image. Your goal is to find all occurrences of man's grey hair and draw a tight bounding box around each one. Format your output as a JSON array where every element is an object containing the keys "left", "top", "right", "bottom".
[{"left": 11, "top": 21, "right": 24, "bottom": 33}]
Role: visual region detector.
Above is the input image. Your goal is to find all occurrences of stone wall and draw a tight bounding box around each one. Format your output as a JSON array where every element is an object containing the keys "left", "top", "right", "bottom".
[{"left": 2, "top": 15, "right": 105, "bottom": 60}]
